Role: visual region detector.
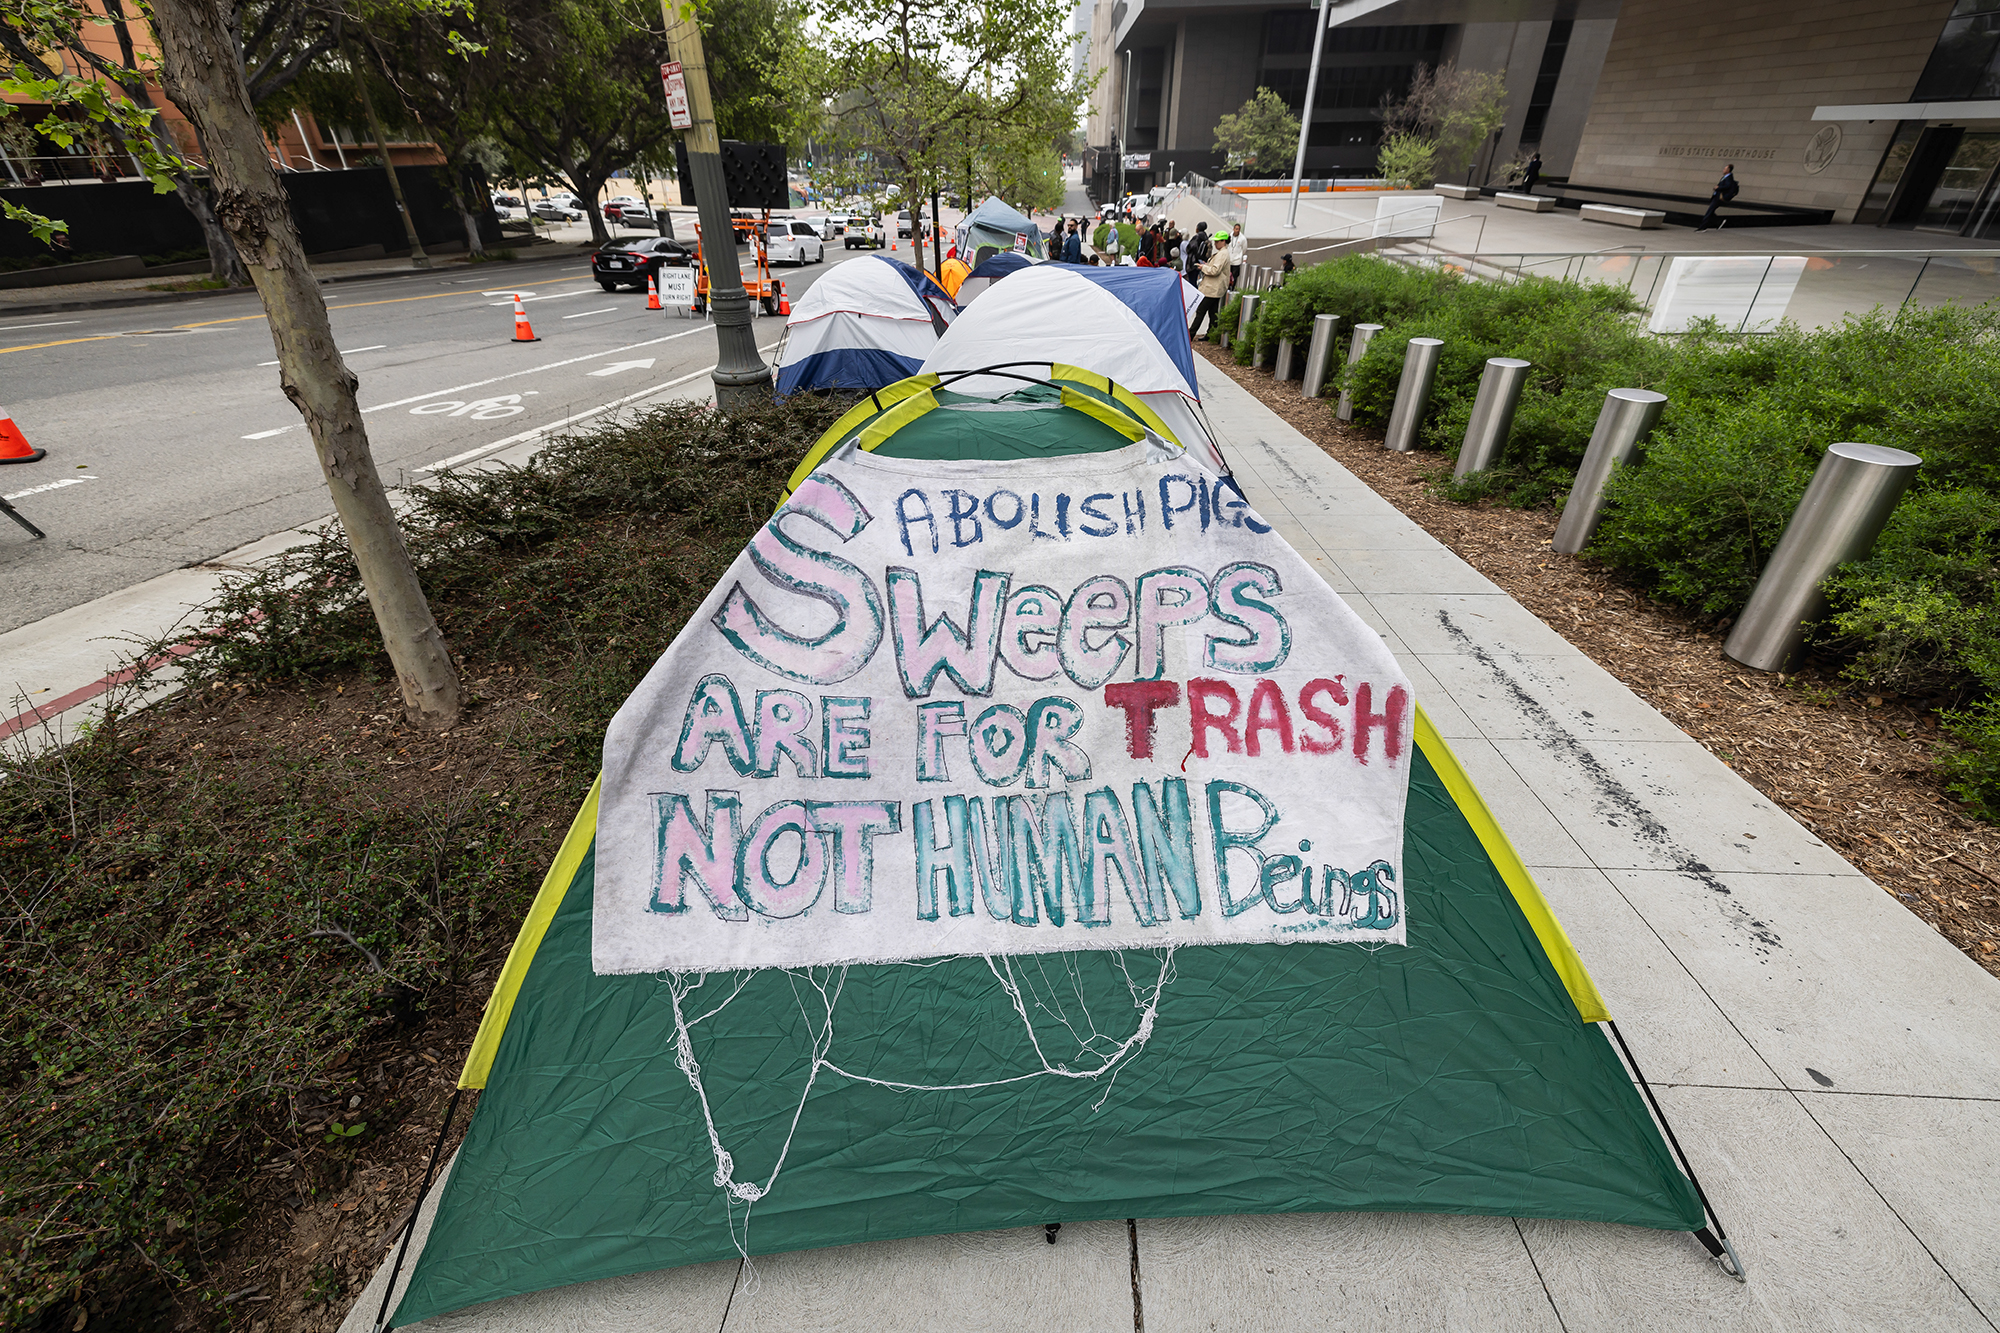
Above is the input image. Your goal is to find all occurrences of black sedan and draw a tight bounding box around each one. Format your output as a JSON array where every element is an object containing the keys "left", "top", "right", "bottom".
[{"left": 592, "top": 237, "right": 693, "bottom": 291}]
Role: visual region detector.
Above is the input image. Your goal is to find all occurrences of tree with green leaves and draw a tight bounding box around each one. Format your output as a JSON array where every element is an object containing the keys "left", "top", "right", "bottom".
[
  {"left": 796, "top": 0, "right": 1088, "bottom": 220},
  {"left": 1378, "top": 61, "right": 1507, "bottom": 180},
  {"left": 1213, "top": 87, "right": 1299, "bottom": 175},
  {"left": 0, "top": 0, "right": 348, "bottom": 284}
]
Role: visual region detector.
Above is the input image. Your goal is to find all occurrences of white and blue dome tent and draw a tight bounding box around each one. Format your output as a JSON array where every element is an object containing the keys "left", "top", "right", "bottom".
[
  {"left": 919, "top": 263, "right": 1226, "bottom": 471},
  {"left": 955, "top": 196, "right": 1045, "bottom": 262},
  {"left": 774, "top": 256, "right": 959, "bottom": 397},
  {"left": 954, "top": 249, "right": 1035, "bottom": 304}
]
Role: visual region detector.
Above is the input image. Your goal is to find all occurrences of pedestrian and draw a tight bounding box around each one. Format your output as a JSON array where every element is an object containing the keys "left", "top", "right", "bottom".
[
  {"left": 1164, "top": 221, "right": 1183, "bottom": 268},
  {"left": 1696, "top": 163, "right": 1739, "bottom": 231},
  {"left": 1102, "top": 221, "right": 1123, "bottom": 265},
  {"left": 1184, "top": 221, "right": 1212, "bottom": 280},
  {"left": 1226, "top": 222, "right": 1246, "bottom": 289},
  {"left": 1190, "top": 245, "right": 1230, "bottom": 339},
  {"left": 1520, "top": 151, "right": 1543, "bottom": 194},
  {"left": 1063, "top": 221, "right": 1083, "bottom": 265}
]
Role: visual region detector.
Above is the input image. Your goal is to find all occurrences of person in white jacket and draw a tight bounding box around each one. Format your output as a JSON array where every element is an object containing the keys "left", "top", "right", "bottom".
[{"left": 1226, "top": 222, "right": 1247, "bottom": 289}]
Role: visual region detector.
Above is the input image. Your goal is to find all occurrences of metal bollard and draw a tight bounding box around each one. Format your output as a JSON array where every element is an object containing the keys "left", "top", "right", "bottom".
[
  {"left": 1236, "top": 292, "right": 1261, "bottom": 344},
  {"left": 1335, "top": 323, "right": 1382, "bottom": 421},
  {"left": 1302, "top": 313, "right": 1341, "bottom": 398},
  {"left": 1723, "top": 443, "right": 1922, "bottom": 671},
  {"left": 1275, "top": 337, "right": 1297, "bottom": 380},
  {"left": 1382, "top": 337, "right": 1445, "bottom": 452},
  {"left": 1551, "top": 389, "right": 1669, "bottom": 553},
  {"left": 1455, "top": 357, "right": 1533, "bottom": 478}
]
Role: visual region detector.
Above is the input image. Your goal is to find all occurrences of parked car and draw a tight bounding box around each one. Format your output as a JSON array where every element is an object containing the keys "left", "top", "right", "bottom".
[
  {"left": 896, "top": 209, "right": 914, "bottom": 237},
  {"left": 533, "top": 200, "right": 586, "bottom": 223},
  {"left": 844, "top": 216, "right": 885, "bottom": 249},
  {"left": 591, "top": 237, "right": 693, "bottom": 290},
  {"left": 766, "top": 219, "right": 826, "bottom": 266},
  {"left": 603, "top": 201, "right": 659, "bottom": 228}
]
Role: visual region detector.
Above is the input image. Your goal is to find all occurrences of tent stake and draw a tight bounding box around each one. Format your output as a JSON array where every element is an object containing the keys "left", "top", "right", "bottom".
[
  {"left": 1605, "top": 1019, "right": 1748, "bottom": 1282},
  {"left": 374, "top": 1085, "right": 466, "bottom": 1330}
]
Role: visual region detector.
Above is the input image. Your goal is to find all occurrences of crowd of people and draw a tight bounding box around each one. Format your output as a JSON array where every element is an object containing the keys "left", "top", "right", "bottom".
[{"left": 928, "top": 205, "right": 1253, "bottom": 338}]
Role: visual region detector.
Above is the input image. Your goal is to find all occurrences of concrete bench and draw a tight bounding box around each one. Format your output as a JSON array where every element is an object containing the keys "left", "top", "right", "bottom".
[
  {"left": 1581, "top": 203, "right": 1666, "bottom": 229},
  {"left": 1433, "top": 183, "right": 1480, "bottom": 200},
  {"left": 1496, "top": 192, "right": 1555, "bottom": 213}
]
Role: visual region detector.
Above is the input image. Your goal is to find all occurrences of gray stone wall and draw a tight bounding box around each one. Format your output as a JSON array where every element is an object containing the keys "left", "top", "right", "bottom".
[
  {"left": 1567, "top": 0, "right": 1955, "bottom": 221},
  {"left": 1165, "top": 14, "right": 1268, "bottom": 159}
]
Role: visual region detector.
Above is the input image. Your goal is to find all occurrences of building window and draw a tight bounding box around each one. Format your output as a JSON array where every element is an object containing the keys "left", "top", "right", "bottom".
[
  {"left": 1518, "top": 20, "right": 1572, "bottom": 148},
  {"left": 1256, "top": 17, "right": 1446, "bottom": 157},
  {"left": 1913, "top": 0, "right": 2000, "bottom": 101}
]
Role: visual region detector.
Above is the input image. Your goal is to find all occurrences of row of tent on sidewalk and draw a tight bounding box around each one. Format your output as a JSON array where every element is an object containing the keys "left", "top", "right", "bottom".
[
  {"left": 349, "top": 244, "right": 1754, "bottom": 1330},
  {"left": 771, "top": 253, "right": 1225, "bottom": 471}
]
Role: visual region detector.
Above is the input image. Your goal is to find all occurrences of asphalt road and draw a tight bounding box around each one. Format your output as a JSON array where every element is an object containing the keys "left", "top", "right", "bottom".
[{"left": 0, "top": 243, "right": 879, "bottom": 634}]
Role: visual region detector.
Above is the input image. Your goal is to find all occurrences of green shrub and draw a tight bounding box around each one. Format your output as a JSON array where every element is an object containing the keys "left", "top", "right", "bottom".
[
  {"left": 0, "top": 395, "right": 846, "bottom": 1325},
  {"left": 1939, "top": 701, "right": 2000, "bottom": 821},
  {"left": 1594, "top": 305, "right": 2000, "bottom": 623},
  {"left": 1820, "top": 488, "right": 2000, "bottom": 698}
]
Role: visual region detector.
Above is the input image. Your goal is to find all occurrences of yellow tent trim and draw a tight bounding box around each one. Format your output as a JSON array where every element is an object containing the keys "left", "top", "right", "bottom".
[
  {"left": 779, "top": 374, "right": 940, "bottom": 504},
  {"left": 458, "top": 775, "right": 602, "bottom": 1089},
  {"left": 856, "top": 388, "right": 941, "bottom": 453},
  {"left": 1413, "top": 706, "right": 1610, "bottom": 1024},
  {"left": 1057, "top": 386, "right": 1146, "bottom": 442},
  {"left": 1050, "top": 364, "right": 1181, "bottom": 446}
]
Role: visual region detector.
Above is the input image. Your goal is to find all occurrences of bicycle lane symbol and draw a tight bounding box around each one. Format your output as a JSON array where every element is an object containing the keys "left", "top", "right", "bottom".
[{"left": 409, "top": 392, "right": 535, "bottom": 421}]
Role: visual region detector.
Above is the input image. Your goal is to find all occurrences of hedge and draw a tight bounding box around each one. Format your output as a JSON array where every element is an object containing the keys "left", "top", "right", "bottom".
[{"left": 1243, "top": 253, "right": 2000, "bottom": 816}]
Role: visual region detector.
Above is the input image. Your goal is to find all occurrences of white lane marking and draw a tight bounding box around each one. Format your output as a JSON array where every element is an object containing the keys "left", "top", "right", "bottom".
[
  {"left": 587, "top": 358, "right": 657, "bottom": 376},
  {"left": 0, "top": 320, "right": 82, "bottom": 332},
  {"left": 417, "top": 340, "right": 779, "bottom": 473},
  {"left": 563, "top": 307, "right": 620, "bottom": 319},
  {"left": 488, "top": 291, "right": 586, "bottom": 305},
  {"left": 256, "top": 344, "right": 388, "bottom": 367},
  {"left": 4, "top": 475, "right": 97, "bottom": 501},
  {"left": 238, "top": 327, "right": 713, "bottom": 439},
  {"left": 481, "top": 289, "right": 534, "bottom": 297}
]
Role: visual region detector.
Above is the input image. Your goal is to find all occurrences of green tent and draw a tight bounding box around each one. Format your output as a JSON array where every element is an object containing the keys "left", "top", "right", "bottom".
[{"left": 377, "top": 376, "right": 1739, "bottom": 1329}]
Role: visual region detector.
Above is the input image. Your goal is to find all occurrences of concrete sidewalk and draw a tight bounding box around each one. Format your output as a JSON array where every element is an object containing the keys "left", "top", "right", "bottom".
[{"left": 333, "top": 364, "right": 2000, "bottom": 1331}]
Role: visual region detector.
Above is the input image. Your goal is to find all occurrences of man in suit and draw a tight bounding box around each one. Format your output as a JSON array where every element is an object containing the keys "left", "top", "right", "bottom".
[{"left": 1697, "top": 164, "right": 1739, "bottom": 231}]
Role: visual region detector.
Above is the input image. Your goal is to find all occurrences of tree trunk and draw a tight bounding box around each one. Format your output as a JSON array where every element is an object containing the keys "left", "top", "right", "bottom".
[
  {"left": 454, "top": 163, "right": 487, "bottom": 257},
  {"left": 173, "top": 165, "right": 252, "bottom": 285},
  {"left": 349, "top": 39, "right": 431, "bottom": 269},
  {"left": 150, "top": 0, "right": 460, "bottom": 729}
]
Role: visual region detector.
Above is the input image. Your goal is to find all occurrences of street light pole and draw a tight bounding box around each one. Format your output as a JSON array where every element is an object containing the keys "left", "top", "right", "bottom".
[
  {"left": 1285, "top": 0, "right": 1331, "bottom": 230},
  {"left": 662, "top": 0, "right": 771, "bottom": 408}
]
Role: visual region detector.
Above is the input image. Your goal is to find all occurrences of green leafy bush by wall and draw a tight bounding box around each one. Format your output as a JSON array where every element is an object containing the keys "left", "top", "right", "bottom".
[{"left": 1246, "top": 253, "right": 2000, "bottom": 815}]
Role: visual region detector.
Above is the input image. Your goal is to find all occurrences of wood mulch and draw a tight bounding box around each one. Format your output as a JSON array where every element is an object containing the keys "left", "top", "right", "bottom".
[
  {"left": 124, "top": 666, "right": 578, "bottom": 1332},
  {"left": 1197, "top": 340, "right": 2000, "bottom": 979}
]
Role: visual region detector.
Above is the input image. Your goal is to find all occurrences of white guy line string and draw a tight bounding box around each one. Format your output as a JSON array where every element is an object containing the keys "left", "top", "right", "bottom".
[
  {"left": 0, "top": 320, "right": 82, "bottom": 333},
  {"left": 238, "top": 327, "right": 713, "bottom": 439},
  {"left": 4, "top": 475, "right": 97, "bottom": 501},
  {"left": 417, "top": 339, "right": 782, "bottom": 473},
  {"left": 257, "top": 344, "right": 387, "bottom": 367},
  {"left": 563, "top": 307, "right": 620, "bottom": 319}
]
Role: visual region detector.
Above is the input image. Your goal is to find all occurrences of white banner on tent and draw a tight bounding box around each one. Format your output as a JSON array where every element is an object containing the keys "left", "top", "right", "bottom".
[{"left": 594, "top": 443, "right": 1412, "bottom": 975}]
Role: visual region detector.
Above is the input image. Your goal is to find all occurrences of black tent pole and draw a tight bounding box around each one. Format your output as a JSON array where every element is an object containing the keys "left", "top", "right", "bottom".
[
  {"left": 1605, "top": 1019, "right": 1747, "bottom": 1282},
  {"left": 372, "top": 1085, "right": 466, "bottom": 1330}
]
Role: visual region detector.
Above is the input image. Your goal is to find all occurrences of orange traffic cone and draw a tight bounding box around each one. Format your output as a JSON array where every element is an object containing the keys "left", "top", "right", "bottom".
[
  {"left": 647, "top": 273, "right": 662, "bottom": 311},
  {"left": 0, "top": 405, "right": 45, "bottom": 465},
  {"left": 777, "top": 282, "right": 790, "bottom": 317},
  {"left": 511, "top": 294, "right": 540, "bottom": 343}
]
